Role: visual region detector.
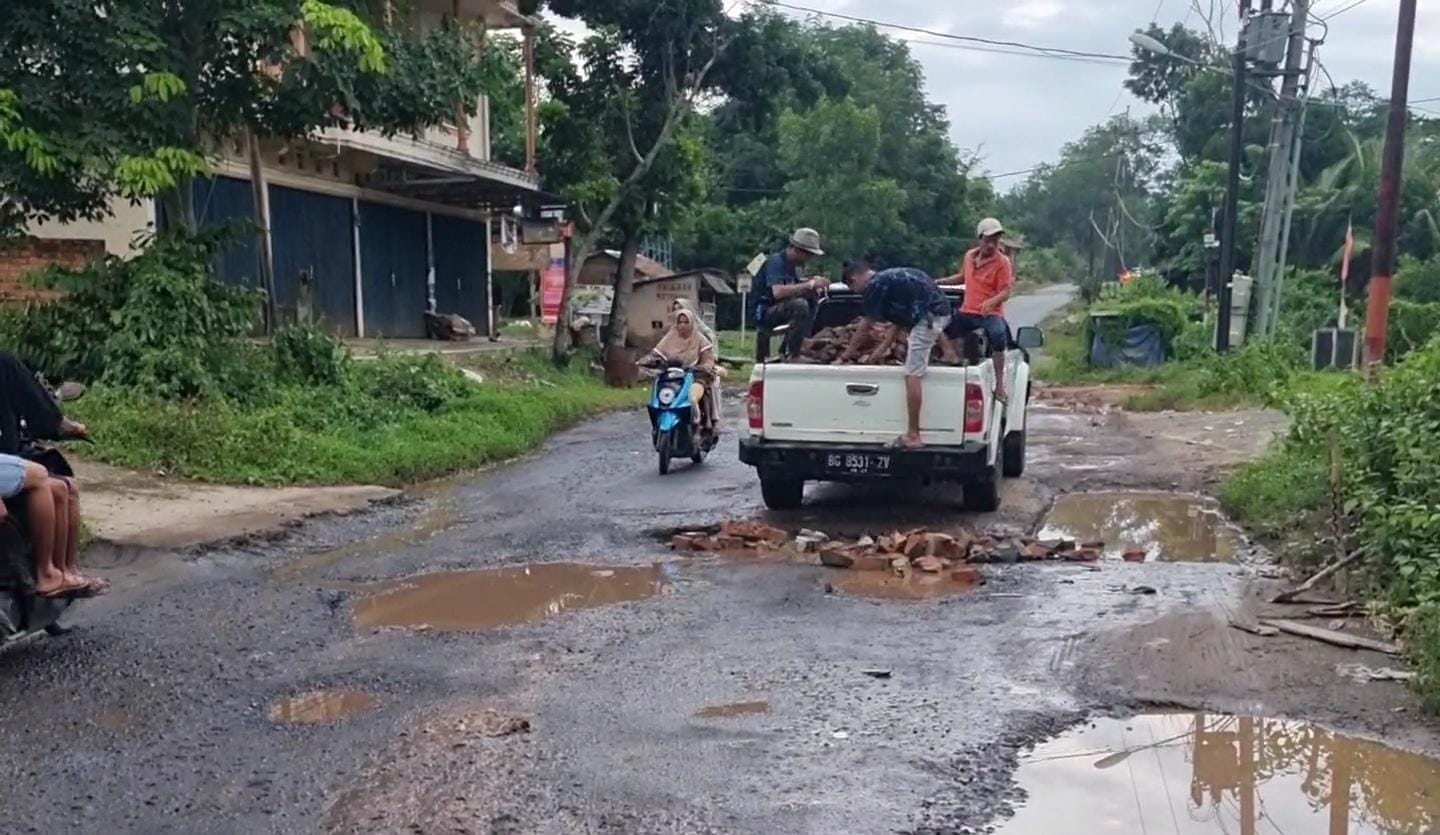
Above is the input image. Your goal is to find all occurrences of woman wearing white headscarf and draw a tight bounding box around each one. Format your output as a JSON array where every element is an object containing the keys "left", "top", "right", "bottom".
[
  {"left": 644, "top": 306, "right": 724, "bottom": 435},
  {"left": 671, "top": 298, "right": 716, "bottom": 345}
]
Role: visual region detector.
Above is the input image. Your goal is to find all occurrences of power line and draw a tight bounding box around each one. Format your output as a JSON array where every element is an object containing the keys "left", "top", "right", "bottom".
[
  {"left": 903, "top": 36, "right": 1133, "bottom": 67},
  {"left": 1319, "top": 0, "right": 1365, "bottom": 20},
  {"left": 759, "top": 0, "right": 1133, "bottom": 62}
]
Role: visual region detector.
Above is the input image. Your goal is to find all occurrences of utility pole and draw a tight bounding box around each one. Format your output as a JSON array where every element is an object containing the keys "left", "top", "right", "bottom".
[
  {"left": 1216, "top": 0, "right": 1254, "bottom": 352},
  {"left": 1251, "top": 0, "right": 1309, "bottom": 337},
  {"left": 1363, "top": 0, "right": 1418, "bottom": 369}
]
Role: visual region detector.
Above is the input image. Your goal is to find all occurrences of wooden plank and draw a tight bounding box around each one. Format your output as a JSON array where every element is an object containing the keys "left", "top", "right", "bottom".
[
  {"left": 1261, "top": 618, "right": 1401, "bottom": 655},
  {"left": 1229, "top": 617, "right": 1280, "bottom": 637}
]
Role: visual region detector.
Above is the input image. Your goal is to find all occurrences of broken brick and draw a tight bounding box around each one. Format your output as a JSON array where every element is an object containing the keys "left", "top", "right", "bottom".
[
  {"left": 915, "top": 556, "right": 945, "bottom": 573},
  {"left": 1068, "top": 547, "right": 1102, "bottom": 562},
  {"left": 714, "top": 535, "right": 747, "bottom": 551},
  {"left": 819, "top": 546, "right": 854, "bottom": 569},
  {"left": 719, "top": 520, "right": 788, "bottom": 545},
  {"left": 1021, "top": 541, "right": 1052, "bottom": 561},
  {"left": 951, "top": 566, "right": 983, "bottom": 585},
  {"left": 671, "top": 535, "right": 697, "bottom": 551},
  {"left": 1122, "top": 549, "right": 1147, "bottom": 563},
  {"left": 890, "top": 556, "right": 911, "bottom": 576}
]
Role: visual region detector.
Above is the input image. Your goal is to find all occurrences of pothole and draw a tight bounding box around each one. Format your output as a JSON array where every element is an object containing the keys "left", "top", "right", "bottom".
[
  {"left": 998, "top": 712, "right": 1440, "bottom": 834},
  {"left": 353, "top": 563, "right": 671, "bottom": 632},
  {"left": 694, "top": 700, "right": 770, "bottom": 719},
  {"left": 1037, "top": 491, "right": 1244, "bottom": 563},
  {"left": 829, "top": 570, "right": 981, "bottom": 601},
  {"left": 268, "top": 689, "right": 377, "bottom": 725}
]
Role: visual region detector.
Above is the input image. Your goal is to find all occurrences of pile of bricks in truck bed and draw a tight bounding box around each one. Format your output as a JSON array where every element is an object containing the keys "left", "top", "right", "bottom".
[
  {"left": 795, "top": 321, "right": 985, "bottom": 365},
  {"left": 671, "top": 520, "right": 1144, "bottom": 579}
]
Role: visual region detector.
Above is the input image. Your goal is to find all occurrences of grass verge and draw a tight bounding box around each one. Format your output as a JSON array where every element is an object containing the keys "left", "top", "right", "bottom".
[{"left": 70, "top": 352, "right": 646, "bottom": 487}]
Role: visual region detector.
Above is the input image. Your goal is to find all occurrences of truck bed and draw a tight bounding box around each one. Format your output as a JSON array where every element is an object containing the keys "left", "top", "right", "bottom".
[{"left": 752, "top": 362, "right": 994, "bottom": 447}]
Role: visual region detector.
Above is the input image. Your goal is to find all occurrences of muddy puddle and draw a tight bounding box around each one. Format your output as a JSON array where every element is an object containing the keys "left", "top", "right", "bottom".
[
  {"left": 268, "top": 689, "right": 377, "bottom": 725},
  {"left": 695, "top": 700, "right": 770, "bottom": 719},
  {"left": 999, "top": 712, "right": 1440, "bottom": 834},
  {"left": 1038, "top": 491, "right": 1243, "bottom": 562},
  {"left": 354, "top": 563, "right": 671, "bottom": 632},
  {"left": 830, "top": 571, "right": 979, "bottom": 601}
]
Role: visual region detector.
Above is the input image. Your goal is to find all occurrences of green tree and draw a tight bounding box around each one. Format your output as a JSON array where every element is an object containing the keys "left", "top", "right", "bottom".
[
  {"left": 537, "top": 0, "right": 728, "bottom": 364},
  {"left": 0, "top": 0, "right": 488, "bottom": 235}
]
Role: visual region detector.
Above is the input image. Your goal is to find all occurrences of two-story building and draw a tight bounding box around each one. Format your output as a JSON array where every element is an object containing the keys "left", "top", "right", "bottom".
[{"left": 18, "top": 0, "right": 552, "bottom": 340}]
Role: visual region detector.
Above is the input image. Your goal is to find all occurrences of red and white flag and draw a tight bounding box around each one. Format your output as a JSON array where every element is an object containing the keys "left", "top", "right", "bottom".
[{"left": 1340, "top": 220, "right": 1355, "bottom": 285}]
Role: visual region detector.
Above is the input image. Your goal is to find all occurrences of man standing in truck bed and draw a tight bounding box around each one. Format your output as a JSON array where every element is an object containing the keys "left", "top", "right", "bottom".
[
  {"left": 838, "top": 261, "right": 960, "bottom": 450},
  {"left": 940, "top": 217, "right": 1015, "bottom": 403}
]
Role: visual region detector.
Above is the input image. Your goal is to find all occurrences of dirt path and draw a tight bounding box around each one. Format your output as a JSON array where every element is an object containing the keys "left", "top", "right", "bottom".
[{"left": 1, "top": 294, "right": 1434, "bottom": 834}]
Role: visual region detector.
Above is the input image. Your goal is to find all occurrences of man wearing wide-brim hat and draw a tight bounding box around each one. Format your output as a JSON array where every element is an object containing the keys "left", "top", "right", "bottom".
[{"left": 750, "top": 228, "right": 830, "bottom": 361}]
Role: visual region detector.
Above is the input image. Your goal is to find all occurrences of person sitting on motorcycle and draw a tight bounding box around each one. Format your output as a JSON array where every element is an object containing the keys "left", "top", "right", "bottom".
[
  {"left": 0, "top": 453, "right": 89, "bottom": 597},
  {"left": 643, "top": 307, "right": 724, "bottom": 436},
  {"left": 0, "top": 351, "right": 104, "bottom": 596}
]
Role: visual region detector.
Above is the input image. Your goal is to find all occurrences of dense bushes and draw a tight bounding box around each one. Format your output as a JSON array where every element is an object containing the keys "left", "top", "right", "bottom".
[{"left": 1221, "top": 338, "right": 1440, "bottom": 692}]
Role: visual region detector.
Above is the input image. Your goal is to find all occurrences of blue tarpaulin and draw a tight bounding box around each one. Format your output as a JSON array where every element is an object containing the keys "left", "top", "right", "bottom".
[{"left": 1089, "top": 324, "right": 1166, "bottom": 369}]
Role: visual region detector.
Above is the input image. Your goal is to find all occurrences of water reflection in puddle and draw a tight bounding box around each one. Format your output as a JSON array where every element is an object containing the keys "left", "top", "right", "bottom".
[
  {"left": 695, "top": 700, "right": 770, "bottom": 719},
  {"left": 1038, "top": 492, "right": 1243, "bottom": 562},
  {"left": 268, "top": 689, "right": 377, "bottom": 725},
  {"left": 831, "top": 571, "right": 979, "bottom": 601},
  {"left": 999, "top": 712, "right": 1440, "bottom": 834},
  {"left": 354, "top": 563, "right": 671, "bottom": 632}
]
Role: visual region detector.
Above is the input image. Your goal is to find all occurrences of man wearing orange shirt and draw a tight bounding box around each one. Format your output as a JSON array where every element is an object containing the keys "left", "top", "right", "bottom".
[{"left": 939, "top": 217, "right": 1015, "bottom": 403}]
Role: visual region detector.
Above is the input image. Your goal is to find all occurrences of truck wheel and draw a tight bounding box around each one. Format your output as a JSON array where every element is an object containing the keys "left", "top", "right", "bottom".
[
  {"left": 760, "top": 476, "right": 804, "bottom": 510},
  {"left": 1002, "top": 429, "right": 1027, "bottom": 477},
  {"left": 963, "top": 461, "right": 1002, "bottom": 513}
]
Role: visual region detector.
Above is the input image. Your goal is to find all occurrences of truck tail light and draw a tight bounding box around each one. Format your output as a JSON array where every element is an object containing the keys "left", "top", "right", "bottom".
[
  {"left": 964, "top": 383, "right": 985, "bottom": 434},
  {"left": 747, "top": 380, "right": 765, "bottom": 430}
]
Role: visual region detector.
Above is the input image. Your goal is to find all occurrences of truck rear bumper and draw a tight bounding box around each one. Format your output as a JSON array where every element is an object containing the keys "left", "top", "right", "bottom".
[{"left": 739, "top": 436, "right": 990, "bottom": 482}]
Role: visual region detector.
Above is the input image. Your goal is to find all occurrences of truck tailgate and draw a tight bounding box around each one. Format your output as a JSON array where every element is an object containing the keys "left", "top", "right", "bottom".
[{"left": 758, "top": 364, "right": 974, "bottom": 446}]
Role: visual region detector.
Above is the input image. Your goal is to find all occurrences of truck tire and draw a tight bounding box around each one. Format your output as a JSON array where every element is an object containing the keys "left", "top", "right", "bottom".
[
  {"left": 760, "top": 476, "right": 804, "bottom": 510},
  {"left": 1002, "top": 429, "right": 1026, "bottom": 477},
  {"left": 962, "top": 460, "right": 1002, "bottom": 513}
]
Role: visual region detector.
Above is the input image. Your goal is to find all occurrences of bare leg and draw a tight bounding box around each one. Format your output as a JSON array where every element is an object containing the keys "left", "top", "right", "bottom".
[
  {"left": 992, "top": 350, "right": 1008, "bottom": 403},
  {"left": 23, "top": 464, "right": 64, "bottom": 595},
  {"left": 49, "top": 479, "right": 72, "bottom": 584},
  {"left": 903, "top": 375, "right": 924, "bottom": 448},
  {"left": 61, "top": 479, "right": 80, "bottom": 578}
]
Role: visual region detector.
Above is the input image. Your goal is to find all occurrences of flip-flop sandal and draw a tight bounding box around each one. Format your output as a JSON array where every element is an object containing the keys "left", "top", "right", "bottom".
[
  {"left": 66, "top": 581, "right": 107, "bottom": 599},
  {"left": 36, "top": 580, "right": 88, "bottom": 599},
  {"left": 77, "top": 577, "right": 111, "bottom": 596}
]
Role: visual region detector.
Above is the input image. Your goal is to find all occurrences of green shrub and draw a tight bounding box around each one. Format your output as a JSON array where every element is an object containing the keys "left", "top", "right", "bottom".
[
  {"left": 272, "top": 323, "right": 351, "bottom": 386},
  {"left": 10, "top": 228, "right": 262, "bottom": 399},
  {"left": 1405, "top": 604, "right": 1440, "bottom": 712},
  {"left": 1388, "top": 300, "right": 1440, "bottom": 360}
]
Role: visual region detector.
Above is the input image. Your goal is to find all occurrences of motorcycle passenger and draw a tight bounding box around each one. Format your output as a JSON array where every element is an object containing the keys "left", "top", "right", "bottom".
[
  {"left": 644, "top": 308, "right": 724, "bottom": 437},
  {"left": 0, "top": 351, "right": 104, "bottom": 597}
]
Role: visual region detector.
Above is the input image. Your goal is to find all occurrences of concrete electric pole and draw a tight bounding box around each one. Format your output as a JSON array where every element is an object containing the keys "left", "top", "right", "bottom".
[{"left": 1251, "top": 0, "right": 1310, "bottom": 337}]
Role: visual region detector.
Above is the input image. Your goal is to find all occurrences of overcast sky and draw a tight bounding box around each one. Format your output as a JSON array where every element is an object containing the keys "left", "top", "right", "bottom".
[{"left": 549, "top": 1, "right": 1439, "bottom": 193}]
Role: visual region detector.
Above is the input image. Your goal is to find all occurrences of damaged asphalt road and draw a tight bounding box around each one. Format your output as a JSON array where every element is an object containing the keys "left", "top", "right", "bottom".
[{"left": 3, "top": 282, "right": 1439, "bottom": 834}]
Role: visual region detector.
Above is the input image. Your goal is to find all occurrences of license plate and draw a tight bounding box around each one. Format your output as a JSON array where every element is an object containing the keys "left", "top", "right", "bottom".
[{"left": 826, "top": 453, "right": 891, "bottom": 474}]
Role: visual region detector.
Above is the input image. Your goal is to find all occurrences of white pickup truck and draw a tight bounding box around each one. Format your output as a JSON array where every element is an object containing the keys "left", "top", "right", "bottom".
[{"left": 739, "top": 286, "right": 1043, "bottom": 511}]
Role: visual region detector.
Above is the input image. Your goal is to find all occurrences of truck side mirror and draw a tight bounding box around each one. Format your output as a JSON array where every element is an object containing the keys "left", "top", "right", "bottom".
[{"left": 1014, "top": 327, "right": 1045, "bottom": 350}]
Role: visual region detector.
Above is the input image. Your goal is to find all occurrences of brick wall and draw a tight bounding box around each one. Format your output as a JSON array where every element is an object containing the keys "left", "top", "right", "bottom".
[{"left": 0, "top": 237, "right": 104, "bottom": 302}]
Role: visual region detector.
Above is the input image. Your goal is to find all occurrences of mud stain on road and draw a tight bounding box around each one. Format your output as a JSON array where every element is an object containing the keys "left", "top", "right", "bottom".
[
  {"left": 1038, "top": 491, "right": 1243, "bottom": 563},
  {"left": 272, "top": 496, "right": 462, "bottom": 582},
  {"left": 268, "top": 689, "right": 377, "bottom": 725},
  {"left": 830, "top": 571, "right": 979, "bottom": 601},
  {"left": 998, "top": 712, "right": 1440, "bottom": 834},
  {"left": 93, "top": 708, "right": 137, "bottom": 732},
  {"left": 354, "top": 562, "right": 671, "bottom": 632},
  {"left": 694, "top": 700, "right": 770, "bottom": 719}
]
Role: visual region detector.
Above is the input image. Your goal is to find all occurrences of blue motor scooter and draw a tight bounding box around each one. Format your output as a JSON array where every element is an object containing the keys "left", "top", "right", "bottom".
[{"left": 646, "top": 362, "right": 718, "bottom": 475}]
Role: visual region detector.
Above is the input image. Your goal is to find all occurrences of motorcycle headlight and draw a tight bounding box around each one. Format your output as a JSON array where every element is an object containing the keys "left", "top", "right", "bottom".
[{"left": 657, "top": 386, "right": 677, "bottom": 405}]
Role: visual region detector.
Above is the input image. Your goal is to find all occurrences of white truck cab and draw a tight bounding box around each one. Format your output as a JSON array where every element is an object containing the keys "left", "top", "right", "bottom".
[{"left": 739, "top": 287, "right": 1043, "bottom": 511}]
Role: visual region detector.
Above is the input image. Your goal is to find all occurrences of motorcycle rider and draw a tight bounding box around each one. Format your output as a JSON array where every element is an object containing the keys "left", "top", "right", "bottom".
[{"left": 643, "top": 306, "right": 724, "bottom": 436}]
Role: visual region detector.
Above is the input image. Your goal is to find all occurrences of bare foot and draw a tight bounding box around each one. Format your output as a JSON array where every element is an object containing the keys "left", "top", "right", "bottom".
[
  {"left": 35, "top": 571, "right": 77, "bottom": 598},
  {"left": 994, "top": 389, "right": 1009, "bottom": 405}
]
